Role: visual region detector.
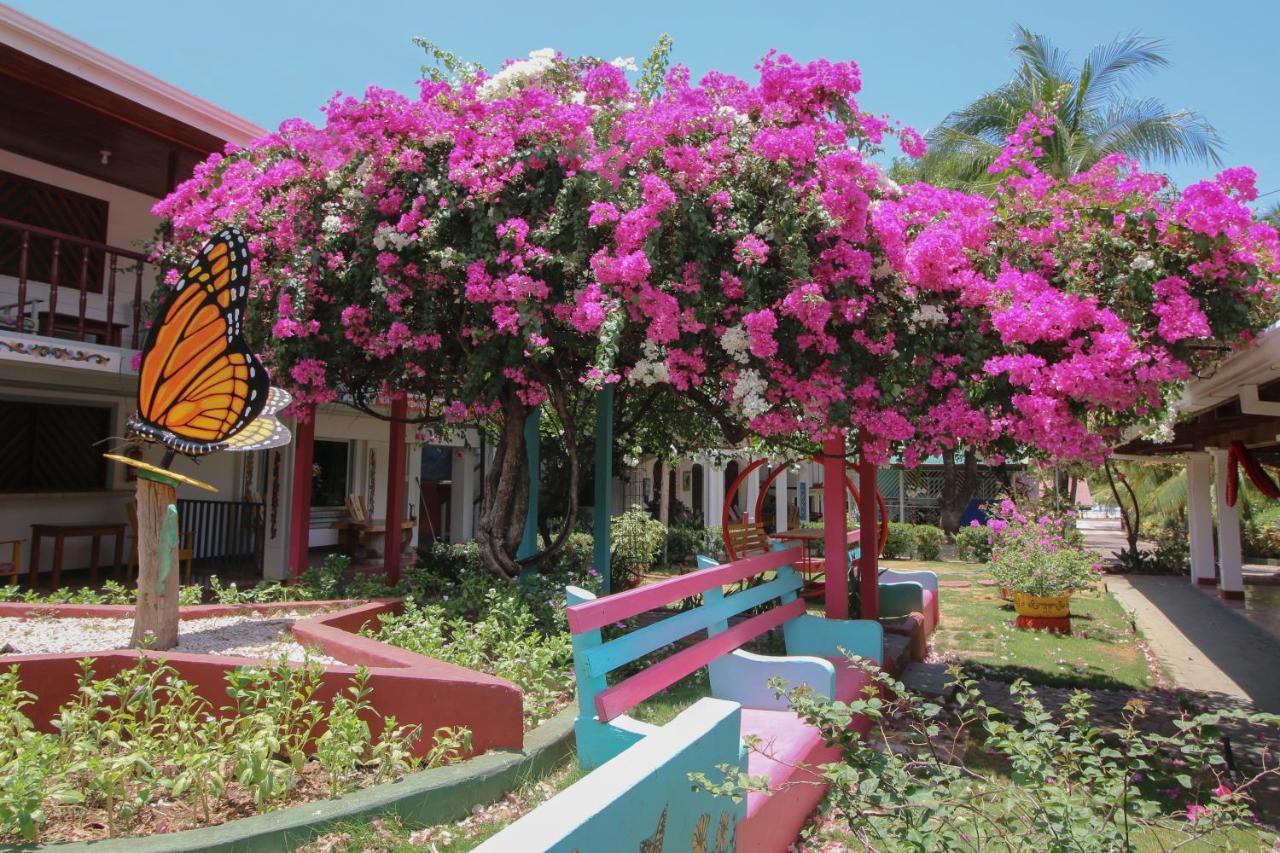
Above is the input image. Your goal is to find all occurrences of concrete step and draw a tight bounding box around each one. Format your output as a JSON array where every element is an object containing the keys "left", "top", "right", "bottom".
[{"left": 882, "top": 633, "right": 914, "bottom": 676}]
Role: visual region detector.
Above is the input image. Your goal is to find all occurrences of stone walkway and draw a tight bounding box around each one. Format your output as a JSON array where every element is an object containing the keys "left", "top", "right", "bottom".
[{"left": 1106, "top": 575, "right": 1280, "bottom": 713}]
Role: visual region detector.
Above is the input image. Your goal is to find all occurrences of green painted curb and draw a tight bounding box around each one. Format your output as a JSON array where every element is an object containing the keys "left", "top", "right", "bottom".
[{"left": 38, "top": 706, "right": 578, "bottom": 852}]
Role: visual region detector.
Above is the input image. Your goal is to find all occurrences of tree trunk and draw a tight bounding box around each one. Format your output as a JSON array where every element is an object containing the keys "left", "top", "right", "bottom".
[
  {"left": 938, "top": 448, "right": 978, "bottom": 535},
  {"left": 1104, "top": 461, "right": 1142, "bottom": 557},
  {"left": 131, "top": 476, "right": 180, "bottom": 649},
  {"left": 473, "top": 387, "right": 582, "bottom": 580},
  {"left": 474, "top": 394, "right": 529, "bottom": 580}
]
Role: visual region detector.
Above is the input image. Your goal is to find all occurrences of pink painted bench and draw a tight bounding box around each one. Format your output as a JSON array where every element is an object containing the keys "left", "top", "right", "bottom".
[{"left": 566, "top": 546, "right": 884, "bottom": 852}]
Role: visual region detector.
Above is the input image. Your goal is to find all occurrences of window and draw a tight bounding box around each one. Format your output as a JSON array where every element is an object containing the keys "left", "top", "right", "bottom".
[
  {"left": 310, "top": 440, "right": 351, "bottom": 509},
  {"left": 0, "top": 171, "right": 109, "bottom": 292},
  {"left": 0, "top": 400, "right": 111, "bottom": 492}
]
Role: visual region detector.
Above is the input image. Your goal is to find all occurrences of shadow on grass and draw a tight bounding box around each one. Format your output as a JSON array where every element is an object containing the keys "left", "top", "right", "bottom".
[{"left": 964, "top": 661, "right": 1138, "bottom": 693}]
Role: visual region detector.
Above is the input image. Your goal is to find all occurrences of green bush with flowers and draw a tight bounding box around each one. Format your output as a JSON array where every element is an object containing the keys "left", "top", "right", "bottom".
[{"left": 984, "top": 500, "right": 1099, "bottom": 597}]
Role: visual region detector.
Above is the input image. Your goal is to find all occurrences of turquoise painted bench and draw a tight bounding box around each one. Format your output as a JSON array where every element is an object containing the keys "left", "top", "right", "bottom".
[
  {"left": 566, "top": 546, "right": 883, "bottom": 852},
  {"left": 699, "top": 539, "right": 940, "bottom": 638}
]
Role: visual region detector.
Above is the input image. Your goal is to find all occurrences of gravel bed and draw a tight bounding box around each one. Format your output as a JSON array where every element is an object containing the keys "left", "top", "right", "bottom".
[{"left": 0, "top": 611, "right": 339, "bottom": 664}]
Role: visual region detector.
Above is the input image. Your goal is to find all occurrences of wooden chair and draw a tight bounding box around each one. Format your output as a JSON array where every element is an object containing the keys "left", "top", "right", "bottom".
[
  {"left": 0, "top": 538, "right": 21, "bottom": 586},
  {"left": 724, "top": 520, "right": 772, "bottom": 559},
  {"left": 346, "top": 493, "right": 370, "bottom": 522},
  {"left": 126, "top": 503, "right": 194, "bottom": 585}
]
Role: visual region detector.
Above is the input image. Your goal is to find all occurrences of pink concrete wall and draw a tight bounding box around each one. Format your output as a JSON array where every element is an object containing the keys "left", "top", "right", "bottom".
[{"left": 1, "top": 599, "right": 525, "bottom": 758}]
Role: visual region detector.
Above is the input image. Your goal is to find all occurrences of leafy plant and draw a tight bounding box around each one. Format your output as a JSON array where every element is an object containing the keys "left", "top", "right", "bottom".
[
  {"left": 696, "top": 663, "right": 1280, "bottom": 851},
  {"left": 882, "top": 522, "right": 915, "bottom": 559},
  {"left": 0, "top": 653, "right": 438, "bottom": 843},
  {"left": 370, "top": 591, "right": 575, "bottom": 727},
  {"left": 911, "top": 525, "right": 944, "bottom": 560},
  {"left": 610, "top": 505, "right": 667, "bottom": 589},
  {"left": 954, "top": 524, "right": 992, "bottom": 563}
]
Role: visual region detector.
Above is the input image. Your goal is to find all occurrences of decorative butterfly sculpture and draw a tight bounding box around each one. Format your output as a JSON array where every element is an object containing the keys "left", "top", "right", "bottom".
[{"left": 127, "top": 227, "right": 292, "bottom": 457}]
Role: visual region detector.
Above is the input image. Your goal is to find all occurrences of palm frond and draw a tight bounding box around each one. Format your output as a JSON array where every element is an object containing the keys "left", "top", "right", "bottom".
[
  {"left": 928, "top": 86, "right": 1030, "bottom": 147},
  {"left": 1095, "top": 98, "right": 1224, "bottom": 167},
  {"left": 1077, "top": 32, "right": 1168, "bottom": 114},
  {"left": 1011, "top": 24, "right": 1073, "bottom": 88}
]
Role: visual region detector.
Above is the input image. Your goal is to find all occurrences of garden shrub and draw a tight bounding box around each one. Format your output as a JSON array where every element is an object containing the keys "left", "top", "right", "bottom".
[
  {"left": 954, "top": 524, "right": 992, "bottom": 563},
  {"left": 696, "top": 664, "right": 1280, "bottom": 852},
  {"left": 985, "top": 503, "right": 1100, "bottom": 596},
  {"left": 1243, "top": 520, "right": 1280, "bottom": 560},
  {"left": 610, "top": 505, "right": 667, "bottom": 589},
  {"left": 911, "top": 524, "right": 944, "bottom": 560},
  {"left": 664, "top": 524, "right": 705, "bottom": 564},
  {"left": 370, "top": 591, "right": 575, "bottom": 727},
  {"left": 881, "top": 522, "right": 915, "bottom": 559}
]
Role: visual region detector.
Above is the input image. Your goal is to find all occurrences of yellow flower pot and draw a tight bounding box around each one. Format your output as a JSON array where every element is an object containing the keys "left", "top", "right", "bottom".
[{"left": 1012, "top": 592, "right": 1071, "bottom": 619}]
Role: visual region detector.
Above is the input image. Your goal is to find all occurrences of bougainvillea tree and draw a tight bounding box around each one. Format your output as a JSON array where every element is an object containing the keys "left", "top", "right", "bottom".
[{"left": 152, "top": 42, "right": 1280, "bottom": 578}]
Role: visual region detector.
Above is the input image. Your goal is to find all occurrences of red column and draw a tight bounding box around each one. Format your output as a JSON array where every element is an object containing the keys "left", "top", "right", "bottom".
[
  {"left": 822, "top": 434, "right": 848, "bottom": 619},
  {"left": 288, "top": 406, "right": 316, "bottom": 579},
  {"left": 383, "top": 395, "right": 408, "bottom": 586},
  {"left": 858, "top": 452, "right": 879, "bottom": 620}
]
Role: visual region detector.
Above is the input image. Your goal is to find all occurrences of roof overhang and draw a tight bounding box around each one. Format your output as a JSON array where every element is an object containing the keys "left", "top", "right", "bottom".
[{"left": 0, "top": 5, "right": 266, "bottom": 148}]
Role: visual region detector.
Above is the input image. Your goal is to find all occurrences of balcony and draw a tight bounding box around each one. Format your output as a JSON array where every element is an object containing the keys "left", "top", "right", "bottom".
[{"left": 0, "top": 217, "right": 156, "bottom": 353}]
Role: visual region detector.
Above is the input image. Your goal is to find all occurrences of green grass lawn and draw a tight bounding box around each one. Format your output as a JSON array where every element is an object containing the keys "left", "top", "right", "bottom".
[{"left": 894, "top": 557, "right": 1159, "bottom": 691}]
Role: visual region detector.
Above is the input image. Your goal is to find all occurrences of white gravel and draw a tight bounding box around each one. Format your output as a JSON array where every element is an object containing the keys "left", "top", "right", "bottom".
[{"left": 0, "top": 611, "right": 339, "bottom": 664}]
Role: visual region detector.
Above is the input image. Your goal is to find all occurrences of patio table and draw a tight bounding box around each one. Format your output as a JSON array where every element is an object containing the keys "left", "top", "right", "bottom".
[{"left": 29, "top": 523, "right": 126, "bottom": 591}]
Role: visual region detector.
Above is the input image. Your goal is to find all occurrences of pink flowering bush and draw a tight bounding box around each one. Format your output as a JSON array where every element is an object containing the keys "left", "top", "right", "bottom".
[
  {"left": 149, "top": 42, "right": 1280, "bottom": 575},
  {"left": 981, "top": 499, "right": 1099, "bottom": 596}
]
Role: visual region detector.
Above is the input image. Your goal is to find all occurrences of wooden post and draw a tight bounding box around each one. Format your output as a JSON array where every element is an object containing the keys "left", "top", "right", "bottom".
[
  {"left": 822, "top": 435, "right": 848, "bottom": 619},
  {"left": 130, "top": 473, "right": 181, "bottom": 649},
  {"left": 288, "top": 407, "right": 316, "bottom": 578},
  {"left": 594, "top": 386, "right": 614, "bottom": 595},
  {"left": 858, "top": 451, "right": 880, "bottom": 620},
  {"left": 384, "top": 395, "right": 408, "bottom": 585}
]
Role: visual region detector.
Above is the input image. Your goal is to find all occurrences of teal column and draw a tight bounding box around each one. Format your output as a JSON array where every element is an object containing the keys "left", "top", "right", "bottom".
[
  {"left": 593, "top": 385, "right": 614, "bottom": 595},
  {"left": 517, "top": 408, "right": 541, "bottom": 579}
]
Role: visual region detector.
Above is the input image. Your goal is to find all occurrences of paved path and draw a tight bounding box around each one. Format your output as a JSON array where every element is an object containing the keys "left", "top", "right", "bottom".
[
  {"left": 1078, "top": 517, "right": 1147, "bottom": 561},
  {"left": 1105, "top": 575, "right": 1280, "bottom": 713}
]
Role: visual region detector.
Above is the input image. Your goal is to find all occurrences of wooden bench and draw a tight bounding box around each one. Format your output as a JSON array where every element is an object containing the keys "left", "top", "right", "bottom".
[
  {"left": 566, "top": 546, "right": 883, "bottom": 852},
  {"left": 331, "top": 494, "right": 414, "bottom": 558}
]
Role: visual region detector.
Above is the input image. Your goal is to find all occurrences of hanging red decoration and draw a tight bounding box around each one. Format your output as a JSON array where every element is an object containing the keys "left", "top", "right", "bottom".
[{"left": 1226, "top": 440, "right": 1280, "bottom": 506}]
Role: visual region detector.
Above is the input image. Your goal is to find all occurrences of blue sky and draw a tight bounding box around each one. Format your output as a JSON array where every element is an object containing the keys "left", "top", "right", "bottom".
[{"left": 14, "top": 0, "right": 1279, "bottom": 203}]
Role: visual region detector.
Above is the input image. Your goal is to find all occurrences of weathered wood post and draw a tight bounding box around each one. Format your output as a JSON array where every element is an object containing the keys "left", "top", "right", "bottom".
[{"left": 130, "top": 469, "right": 181, "bottom": 649}]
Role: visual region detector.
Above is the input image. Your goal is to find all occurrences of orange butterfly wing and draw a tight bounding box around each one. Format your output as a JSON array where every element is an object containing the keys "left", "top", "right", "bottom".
[{"left": 131, "top": 228, "right": 269, "bottom": 456}]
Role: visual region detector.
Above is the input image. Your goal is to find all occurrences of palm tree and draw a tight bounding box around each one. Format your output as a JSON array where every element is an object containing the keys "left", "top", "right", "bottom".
[{"left": 915, "top": 25, "right": 1223, "bottom": 191}]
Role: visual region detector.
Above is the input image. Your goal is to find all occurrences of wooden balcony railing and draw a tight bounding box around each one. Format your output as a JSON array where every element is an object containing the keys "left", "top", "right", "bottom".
[{"left": 0, "top": 217, "right": 152, "bottom": 350}]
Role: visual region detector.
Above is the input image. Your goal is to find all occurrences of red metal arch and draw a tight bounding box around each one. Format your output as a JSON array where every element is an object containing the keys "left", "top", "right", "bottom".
[{"left": 721, "top": 458, "right": 889, "bottom": 560}]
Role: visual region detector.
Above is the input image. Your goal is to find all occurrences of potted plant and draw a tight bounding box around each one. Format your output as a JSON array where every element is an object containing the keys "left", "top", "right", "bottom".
[{"left": 987, "top": 503, "right": 1099, "bottom": 619}]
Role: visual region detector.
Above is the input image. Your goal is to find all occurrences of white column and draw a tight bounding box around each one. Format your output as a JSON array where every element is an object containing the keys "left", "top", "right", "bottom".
[
  {"left": 450, "top": 447, "right": 476, "bottom": 543},
  {"left": 1210, "top": 447, "right": 1245, "bottom": 599},
  {"left": 744, "top": 461, "right": 760, "bottom": 524},
  {"left": 773, "top": 465, "right": 789, "bottom": 531},
  {"left": 1186, "top": 452, "right": 1216, "bottom": 586},
  {"left": 707, "top": 463, "right": 726, "bottom": 531},
  {"left": 261, "top": 445, "right": 291, "bottom": 580}
]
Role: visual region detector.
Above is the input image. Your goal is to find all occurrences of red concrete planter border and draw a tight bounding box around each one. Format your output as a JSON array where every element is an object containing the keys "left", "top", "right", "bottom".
[{"left": 1, "top": 598, "right": 525, "bottom": 758}]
